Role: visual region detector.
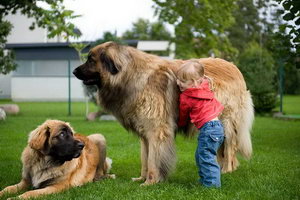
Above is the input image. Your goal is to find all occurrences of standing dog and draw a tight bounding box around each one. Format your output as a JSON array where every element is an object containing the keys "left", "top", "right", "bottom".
[
  {"left": 73, "top": 42, "right": 254, "bottom": 185},
  {"left": 0, "top": 120, "right": 114, "bottom": 199}
]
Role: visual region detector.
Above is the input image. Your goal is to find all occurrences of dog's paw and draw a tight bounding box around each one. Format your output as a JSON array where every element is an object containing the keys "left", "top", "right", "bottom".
[
  {"left": 108, "top": 174, "right": 116, "bottom": 179},
  {"left": 131, "top": 177, "right": 146, "bottom": 182},
  {"left": 7, "top": 197, "right": 20, "bottom": 200},
  {"left": 94, "top": 174, "right": 116, "bottom": 182},
  {"left": 140, "top": 177, "right": 160, "bottom": 186},
  {"left": 140, "top": 181, "right": 156, "bottom": 186}
]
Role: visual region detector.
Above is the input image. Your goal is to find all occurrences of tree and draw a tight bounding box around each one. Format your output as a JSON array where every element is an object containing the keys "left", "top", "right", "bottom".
[
  {"left": 122, "top": 18, "right": 172, "bottom": 56},
  {"left": 238, "top": 42, "right": 277, "bottom": 113},
  {"left": 276, "top": 0, "right": 300, "bottom": 55},
  {"left": 122, "top": 18, "right": 171, "bottom": 41},
  {"left": 153, "top": 0, "right": 238, "bottom": 59},
  {"left": 0, "top": 20, "right": 16, "bottom": 74},
  {"left": 0, "top": 0, "right": 80, "bottom": 74},
  {"left": 257, "top": 0, "right": 300, "bottom": 94},
  {"left": 227, "top": 0, "right": 262, "bottom": 54},
  {"left": 227, "top": 0, "right": 300, "bottom": 96},
  {"left": 94, "top": 31, "right": 124, "bottom": 47}
]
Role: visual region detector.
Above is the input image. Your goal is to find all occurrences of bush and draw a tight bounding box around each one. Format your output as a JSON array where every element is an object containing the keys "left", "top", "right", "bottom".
[
  {"left": 284, "top": 63, "right": 300, "bottom": 94},
  {"left": 238, "top": 42, "right": 277, "bottom": 113}
]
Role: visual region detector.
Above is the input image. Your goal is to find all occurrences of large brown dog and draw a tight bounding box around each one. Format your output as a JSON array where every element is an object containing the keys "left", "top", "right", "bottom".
[
  {"left": 0, "top": 120, "right": 114, "bottom": 199},
  {"left": 73, "top": 42, "right": 254, "bottom": 185}
]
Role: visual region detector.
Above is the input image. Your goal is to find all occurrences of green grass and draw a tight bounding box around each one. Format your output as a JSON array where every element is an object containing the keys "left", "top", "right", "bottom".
[
  {"left": 274, "top": 95, "right": 300, "bottom": 115},
  {"left": 0, "top": 97, "right": 299, "bottom": 200}
]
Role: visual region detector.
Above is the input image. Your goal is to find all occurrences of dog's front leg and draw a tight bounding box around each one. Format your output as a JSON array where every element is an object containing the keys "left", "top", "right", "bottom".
[
  {"left": 0, "top": 179, "right": 29, "bottom": 197},
  {"left": 141, "top": 128, "right": 176, "bottom": 186},
  {"left": 141, "top": 136, "right": 160, "bottom": 186},
  {"left": 88, "top": 134, "right": 108, "bottom": 180},
  {"left": 15, "top": 182, "right": 67, "bottom": 199},
  {"left": 132, "top": 137, "right": 148, "bottom": 182}
]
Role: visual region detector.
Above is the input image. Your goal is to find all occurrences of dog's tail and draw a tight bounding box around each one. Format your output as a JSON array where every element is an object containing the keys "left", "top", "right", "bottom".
[{"left": 237, "top": 90, "right": 254, "bottom": 159}]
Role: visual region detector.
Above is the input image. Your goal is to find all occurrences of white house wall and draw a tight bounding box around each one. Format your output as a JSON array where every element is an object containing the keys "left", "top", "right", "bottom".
[
  {"left": 5, "top": 12, "right": 65, "bottom": 44},
  {"left": 0, "top": 73, "right": 12, "bottom": 99},
  {"left": 11, "top": 77, "right": 86, "bottom": 101}
]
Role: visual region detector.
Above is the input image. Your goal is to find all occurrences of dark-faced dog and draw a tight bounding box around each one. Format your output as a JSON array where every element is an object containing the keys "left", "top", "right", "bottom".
[{"left": 0, "top": 120, "right": 115, "bottom": 199}]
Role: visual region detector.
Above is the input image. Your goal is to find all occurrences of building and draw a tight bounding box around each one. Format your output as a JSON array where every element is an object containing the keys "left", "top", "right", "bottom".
[
  {"left": 1, "top": 11, "right": 70, "bottom": 101},
  {"left": 1, "top": 11, "right": 65, "bottom": 100},
  {"left": 4, "top": 42, "right": 87, "bottom": 101},
  {"left": 0, "top": 13, "right": 175, "bottom": 101},
  {"left": 5, "top": 11, "right": 66, "bottom": 44}
]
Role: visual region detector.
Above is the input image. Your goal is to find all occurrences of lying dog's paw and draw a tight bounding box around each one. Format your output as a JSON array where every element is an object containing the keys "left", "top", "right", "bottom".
[
  {"left": 108, "top": 174, "right": 116, "bottom": 179},
  {"left": 131, "top": 176, "right": 146, "bottom": 182},
  {"left": 94, "top": 174, "right": 116, "bottom": 181},
  {"left": 7, "top": 197, "right": 20, "bottom": 200}
]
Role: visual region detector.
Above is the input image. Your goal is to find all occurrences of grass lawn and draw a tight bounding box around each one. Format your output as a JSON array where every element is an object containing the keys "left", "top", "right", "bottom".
[
  {"left": 273, "top": 95, "right": 300, "bottom": 116},
  {"left": 0, "top": 96, "right": 299, "bottom": 200}
]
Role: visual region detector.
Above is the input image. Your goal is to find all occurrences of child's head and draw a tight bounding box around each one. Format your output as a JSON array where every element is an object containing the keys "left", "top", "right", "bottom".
[{"left": 176, "top": 60, "right": 204, "bottom": 91}]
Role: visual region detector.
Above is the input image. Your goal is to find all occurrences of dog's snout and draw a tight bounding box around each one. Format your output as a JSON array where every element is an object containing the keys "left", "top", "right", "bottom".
[
  {"left": 73, "top": 67, "right": 85, "bottom": 80},
  {"left": 72, "top": 68, "right": 79, "bottom": 76},
  {"left": 77, "top": 141, "right": 85, "bottom": 150}
]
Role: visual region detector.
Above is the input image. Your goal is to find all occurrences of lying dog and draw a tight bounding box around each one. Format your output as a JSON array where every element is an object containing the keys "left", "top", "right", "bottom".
[{"left": 0, "top": 120, "right": 115, "bottom": 199}]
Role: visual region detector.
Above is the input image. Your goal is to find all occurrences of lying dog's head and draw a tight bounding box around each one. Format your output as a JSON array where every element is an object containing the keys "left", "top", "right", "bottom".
[
  {"left": 28, "top": 120, "right": 84, "bottom": 163},
  {"left": 73, "top": 41, "right": 131, "bottom": 87}
]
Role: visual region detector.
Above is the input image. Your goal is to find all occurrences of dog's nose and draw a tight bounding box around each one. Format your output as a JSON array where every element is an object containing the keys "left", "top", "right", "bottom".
[
  {"left": 77, "top": 142, "right": 85, "bottom": 150},
  {"left": 72, "top": 68, "right": 78, "bottom": 76},
  {"left": 73, "top": 67, "right": 84, "bottom": 80}
]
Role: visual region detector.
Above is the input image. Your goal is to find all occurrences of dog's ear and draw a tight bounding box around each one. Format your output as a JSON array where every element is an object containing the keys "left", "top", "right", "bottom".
[
  {"left": 100, "top": 52, "right": 120, "bottom": 75},
  {"left": 29, "top": 123, "right": 50, "bottom": 152}
]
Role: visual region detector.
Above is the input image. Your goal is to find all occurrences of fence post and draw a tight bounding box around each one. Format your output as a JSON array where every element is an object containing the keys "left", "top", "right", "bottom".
[
  {"left": 68, "top": 59, "right": 71, "bottom": 116},
  {"left": 279, "top": 60, "right": 284, "bottom": 113}
]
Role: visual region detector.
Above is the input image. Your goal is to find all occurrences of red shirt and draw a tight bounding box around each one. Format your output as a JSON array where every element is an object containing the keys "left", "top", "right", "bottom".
[{"left": 178, "top": 80, "right": 224, "bottom": 129}]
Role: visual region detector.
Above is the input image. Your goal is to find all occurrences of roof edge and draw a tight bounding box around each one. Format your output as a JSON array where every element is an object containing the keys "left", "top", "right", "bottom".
[{"left": 5, "top": 40, "right": 139, "bottom": 49}]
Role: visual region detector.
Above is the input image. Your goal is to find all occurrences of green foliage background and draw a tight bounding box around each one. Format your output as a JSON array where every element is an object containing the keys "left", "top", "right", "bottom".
[
  {"left": 238, "top": 42, "right": 277, "bottom": 112},
  {"left": 1, "top": 0, "right": 299, "bottom": 112},
  {"left": 151, "top": 0, "right": 299, "bottom": 112}
]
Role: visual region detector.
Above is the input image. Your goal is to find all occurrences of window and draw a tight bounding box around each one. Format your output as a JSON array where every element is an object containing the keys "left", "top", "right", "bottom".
[
  {"left": 13, "top": 60, "right": 81, "bottom": 77},
  {"left": 14, "top": 60, "right": 33, "bottom": 76}
]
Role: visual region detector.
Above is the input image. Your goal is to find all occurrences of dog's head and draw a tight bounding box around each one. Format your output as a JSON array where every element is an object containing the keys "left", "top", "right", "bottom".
[
  {"left": 73, "top": 41, "right": 131, "bottom": 87},
  {"left": 28, "top": 120, "right": 84, "bottom": 163}
]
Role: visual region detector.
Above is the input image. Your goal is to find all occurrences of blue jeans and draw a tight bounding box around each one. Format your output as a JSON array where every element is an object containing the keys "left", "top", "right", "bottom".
[{"left": 195, "top": 120, "right": 224, "bottom": 187}]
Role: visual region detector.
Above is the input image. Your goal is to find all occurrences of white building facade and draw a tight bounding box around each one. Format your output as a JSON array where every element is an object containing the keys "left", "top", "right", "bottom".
[{"left": 1, "top": 13, "right": 174, "bottom": 101}]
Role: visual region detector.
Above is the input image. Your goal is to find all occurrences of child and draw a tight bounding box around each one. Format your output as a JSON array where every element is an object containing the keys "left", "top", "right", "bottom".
[{"left": 176, "top": 60, "right": 224, "bottom": 188}]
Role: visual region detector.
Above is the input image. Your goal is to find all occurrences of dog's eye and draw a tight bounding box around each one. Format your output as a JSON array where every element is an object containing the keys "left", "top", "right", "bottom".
[
  {"left": 59, "top": 132, "right": 66, "bottom": 138},
  {"left": 89, "top": 59, "right": 95, "bottom": 64}
]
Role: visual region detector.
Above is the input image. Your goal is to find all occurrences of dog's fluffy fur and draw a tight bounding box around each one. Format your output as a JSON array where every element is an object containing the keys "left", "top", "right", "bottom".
[
  {"left": 0, "top": 120, "right": 114, "bottom": 199},
  {"left": 73, "top": 42, "right": 254, "bottom": 185}
]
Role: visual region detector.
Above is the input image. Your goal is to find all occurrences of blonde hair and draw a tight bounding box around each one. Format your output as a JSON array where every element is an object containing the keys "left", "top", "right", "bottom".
[
  {"left": 176, "top": 59, "right": 215, "bottom": 90},
  {"left": 176, "top": 59, "right": 204, "bottom": 83}
]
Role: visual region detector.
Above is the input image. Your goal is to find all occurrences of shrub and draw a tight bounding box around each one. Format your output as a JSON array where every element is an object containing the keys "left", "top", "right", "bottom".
[
  {"left": 284, "top": 63, "right": 300, "bottom": 94},
  {"left": 238, "top": 42, "right": 277, "bottom": 113}
]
